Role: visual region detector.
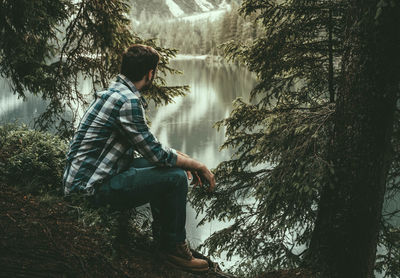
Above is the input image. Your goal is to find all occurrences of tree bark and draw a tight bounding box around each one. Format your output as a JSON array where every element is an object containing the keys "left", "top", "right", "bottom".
[
  {"left": 328, "top": 6, "right": 335, "bottom": 103},
  {"left": 308, "top": 1, "right": 400, "bottom": 277}
]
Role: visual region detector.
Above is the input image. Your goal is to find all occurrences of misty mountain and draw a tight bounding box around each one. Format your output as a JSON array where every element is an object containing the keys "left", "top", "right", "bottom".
[{"left": 130, "top": 0, "right": 237, "bottom": 20}]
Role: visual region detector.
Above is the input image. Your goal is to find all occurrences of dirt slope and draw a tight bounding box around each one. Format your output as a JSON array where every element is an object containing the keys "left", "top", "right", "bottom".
[
  {"left": 0, "top": 183, "right": 239, "bottom": 277},
  {"left": 0, "top": 183, "right": 313, "bottom": 278}
]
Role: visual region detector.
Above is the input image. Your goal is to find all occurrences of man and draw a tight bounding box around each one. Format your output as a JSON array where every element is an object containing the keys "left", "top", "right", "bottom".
[{"left": 63, "top": 44, "right": 215, "bottom": 273}]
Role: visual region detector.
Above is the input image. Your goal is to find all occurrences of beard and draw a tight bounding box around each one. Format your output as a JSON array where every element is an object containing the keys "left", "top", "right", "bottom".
[{"left": 141, "top": 72, "right": 155, "bottom": 92}]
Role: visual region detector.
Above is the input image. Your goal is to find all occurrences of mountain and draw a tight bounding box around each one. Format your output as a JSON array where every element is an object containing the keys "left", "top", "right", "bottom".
[{"left": 130, "top": 0, "right": 237, "bottom": 21}]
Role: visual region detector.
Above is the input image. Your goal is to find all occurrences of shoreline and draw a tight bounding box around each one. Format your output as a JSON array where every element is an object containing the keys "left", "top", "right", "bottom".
[
  {"left": 172, "top": 54, "right": 209, "bottom": 60},
  {"left": 171, "top": 54, "right": 228, "bottom": 64}
]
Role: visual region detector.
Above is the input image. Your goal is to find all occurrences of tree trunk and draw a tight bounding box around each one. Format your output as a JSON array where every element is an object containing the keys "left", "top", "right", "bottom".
[
  {"left": 308, "top": 1, "right": 400, "bottom": 277},
  {"left": 328, "top": 6, "right": 335, "bottom": 103}
]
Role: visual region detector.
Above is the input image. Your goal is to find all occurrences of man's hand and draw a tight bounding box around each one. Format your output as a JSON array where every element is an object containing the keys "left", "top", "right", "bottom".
[
  {"left": 197, "top": 165, "right": 216, "bottom": 191},
  {"left": 175, "top": 151, "right": 216, "bottom": 191}
]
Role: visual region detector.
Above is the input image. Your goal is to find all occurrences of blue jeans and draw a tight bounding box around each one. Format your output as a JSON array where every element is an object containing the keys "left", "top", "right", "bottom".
[{"left": 90, "top": 158, "right": 188, "bottom": 247}]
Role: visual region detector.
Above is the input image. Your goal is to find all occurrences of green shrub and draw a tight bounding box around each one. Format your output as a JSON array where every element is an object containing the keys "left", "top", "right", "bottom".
[
  {"left": 0, "top": 124, "right": 155, "bottom": 255},
  {"left": 0, "top": 124, "right": 67, "bottom": 195}
]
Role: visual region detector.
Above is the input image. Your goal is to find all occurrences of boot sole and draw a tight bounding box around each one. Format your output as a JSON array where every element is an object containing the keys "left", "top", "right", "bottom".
[
  {"left": 164, "top": 259, "right": 209, "bottom": 273},
  {"left": 158, "top": 251, "right": 209, "bottom": 273}
]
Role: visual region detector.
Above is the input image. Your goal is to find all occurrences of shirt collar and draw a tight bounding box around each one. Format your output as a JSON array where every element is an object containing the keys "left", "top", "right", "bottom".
[{"left": 116, "top": 74, "right": 148, "bottom": 109}]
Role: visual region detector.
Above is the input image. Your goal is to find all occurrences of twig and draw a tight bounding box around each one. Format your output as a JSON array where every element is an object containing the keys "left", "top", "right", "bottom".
[{"left": 6, "top": 213, "right": 16, "bottom": 222}]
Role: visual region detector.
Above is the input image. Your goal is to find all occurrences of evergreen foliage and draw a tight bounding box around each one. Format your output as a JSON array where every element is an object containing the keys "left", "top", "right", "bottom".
[
  {"left": 0, "top": 0, "right": 187, "bottom": 137},
  {"left": 0, "top": 124, "right": 67, "bottom": 195},
  {"left": 190, "top": 0, "right": 400, "bottom": 276},
  {"left": 0, "top": 123, "right": 155, "bottom": 259},
  {"left": 307, "top": 0, "right": 400, "bottom": 276}
]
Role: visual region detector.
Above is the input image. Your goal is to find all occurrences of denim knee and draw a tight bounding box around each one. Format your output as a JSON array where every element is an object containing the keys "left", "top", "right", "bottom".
[{"left": 171, "top": 168, "right": 188, "bottom": 192}]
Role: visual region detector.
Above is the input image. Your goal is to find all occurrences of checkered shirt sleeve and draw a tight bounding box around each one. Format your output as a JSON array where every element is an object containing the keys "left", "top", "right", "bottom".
[{"left": 117, "top": 99, "right": 177, "bottom": 167}]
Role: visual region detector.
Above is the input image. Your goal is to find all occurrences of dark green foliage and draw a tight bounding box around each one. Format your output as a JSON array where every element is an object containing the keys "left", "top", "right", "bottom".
[
  {"left": 0, "top": 124, "right": 67, "bottom": 195},
  {"left": 0, "top": 123, "right": 154, "bottom": 257},
  {"left": 376, "top": 223, "right": 400, "bottom": 277},
  {"left": 190, "top": 0, "right": 346, "bottom": 271},
  {"left": 191, "top": 0, "right": 399, "bottom": 276},
  {"left": 0, "top": 0, "right": 187, "bottom": 137},
  {"left": 0, "top": 0, "right": 70, "bottom": 96},
  {"left": 191, "top": 103, "right": 335, "bottom": 273},
  {"left": 308, "top": 0, "right": 400, "bottom": 275}
]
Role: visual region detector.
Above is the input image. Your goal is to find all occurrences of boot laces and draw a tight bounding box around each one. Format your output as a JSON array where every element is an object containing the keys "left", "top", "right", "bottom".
[{"left": 178, "top": 241, "right": 193, "bottom": 260}]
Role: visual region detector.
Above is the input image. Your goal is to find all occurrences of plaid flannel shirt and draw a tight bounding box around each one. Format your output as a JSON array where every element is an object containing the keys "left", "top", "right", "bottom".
[{"left": 63, "top": 74, "right": 177, "bottom": 195}]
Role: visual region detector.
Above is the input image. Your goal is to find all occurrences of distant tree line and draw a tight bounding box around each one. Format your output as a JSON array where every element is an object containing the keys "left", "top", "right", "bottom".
[{"left": 135, "top": 4, "right": 263, "bottom": 55}]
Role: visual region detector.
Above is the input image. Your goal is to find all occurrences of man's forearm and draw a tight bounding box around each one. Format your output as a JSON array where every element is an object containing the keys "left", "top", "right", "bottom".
[
  {"left": 175, "top": 153, "right": 205, "bottom": 172},
  {"left": 176, "top": 150, "right": 189, "bottom": 158}
]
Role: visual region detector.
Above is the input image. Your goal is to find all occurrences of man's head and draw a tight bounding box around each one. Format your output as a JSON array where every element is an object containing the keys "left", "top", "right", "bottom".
[{"left": 120, "top": 44, "right": 160, "bottom": 89}]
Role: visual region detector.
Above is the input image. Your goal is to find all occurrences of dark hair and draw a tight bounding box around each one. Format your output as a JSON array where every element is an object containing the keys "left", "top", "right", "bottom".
[{"left": 120, "top": 44, "right": 160, "bottom": 82}]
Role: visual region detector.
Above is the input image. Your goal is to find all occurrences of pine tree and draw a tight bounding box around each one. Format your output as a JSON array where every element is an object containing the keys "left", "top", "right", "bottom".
[
  {"left": 218, "top": 11, "right": 232, "bottom": 44},
  {"left": 307, "top": 1, "right": 400, "bottom": 277},
  {"left": 188, "top": 0, "right": 379, "bottom": 275},
  {"left": 226, "top": 10, "right": 239, "bottom": 41},
  {"left": 0, "top": 0, "right": 187, "bottom": 137},
  {"left": 191, "top": 0, "right": 345, "bottom": 273}
]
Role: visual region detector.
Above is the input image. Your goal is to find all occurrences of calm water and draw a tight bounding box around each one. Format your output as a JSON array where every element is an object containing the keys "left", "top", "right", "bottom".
[
  {"left": 0, "top": 58, "right": 257, "bottom": 267},
  {"left": 0, "top": 81, "right": 48, "bottom": 125}
]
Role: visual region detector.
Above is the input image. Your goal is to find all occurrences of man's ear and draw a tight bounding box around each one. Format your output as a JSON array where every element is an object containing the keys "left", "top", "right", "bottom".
[
  {"left": 143, "top": 70, "right": 152, "bottom": 82},
  {"left": 148, "top": 69, "right": 154, "bottom": 79}
]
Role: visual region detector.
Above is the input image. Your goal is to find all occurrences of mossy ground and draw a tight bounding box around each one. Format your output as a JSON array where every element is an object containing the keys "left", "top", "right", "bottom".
[
  {"left": 0, "top": 182, "right": 314, "bottom": 278},
  {"left": 0, "top": 182, "right": 235, "bottom": 277}
]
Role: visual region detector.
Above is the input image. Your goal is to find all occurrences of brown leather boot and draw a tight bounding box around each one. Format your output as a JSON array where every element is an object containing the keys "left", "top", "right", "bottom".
[{"left": 160, "top": 241, "right": 209, "bottom": 273}]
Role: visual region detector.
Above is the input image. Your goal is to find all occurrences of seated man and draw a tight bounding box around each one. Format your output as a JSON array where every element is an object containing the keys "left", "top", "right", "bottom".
[{"left": 63, "top": 44, "right": 215, "bottom": 273}]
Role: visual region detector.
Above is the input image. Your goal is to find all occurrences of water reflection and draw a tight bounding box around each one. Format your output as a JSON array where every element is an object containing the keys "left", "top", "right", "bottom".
[
  {"left": 149, "top": 59, "right": 256, "bottom": 169},
  {"left": 147, "top": 59, "right": 257, "bottom": 266},
  {"left": 0, "top": 80, "right": 47, "bottom": 125}
]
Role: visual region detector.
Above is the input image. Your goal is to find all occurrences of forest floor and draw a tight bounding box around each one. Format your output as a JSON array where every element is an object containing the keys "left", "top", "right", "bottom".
[{"left": 0, "top": 182, "right": 314, "bottom": 278}]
